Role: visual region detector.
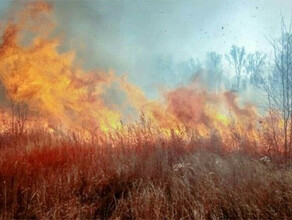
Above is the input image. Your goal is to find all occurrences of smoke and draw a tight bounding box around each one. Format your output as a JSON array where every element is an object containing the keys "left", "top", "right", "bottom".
[
  {"left": 0, "top": 1, "right": 262, "bottom": 137},
  {"left": 0, "top": 2, "right": 123, "bottom": 132}
]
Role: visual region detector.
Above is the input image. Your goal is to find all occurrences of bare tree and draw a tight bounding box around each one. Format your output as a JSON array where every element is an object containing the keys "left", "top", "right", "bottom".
[
  {"left": 225, "top": 45, "right": 246, "bottom": 90},
  {"left": 245, "top": 52, "right": 267, "bottom": 87},
  {"left": 265, "top": 20, "right": 292, "bottom": 163},
  {"left": 205, "top": 52, "right": 223, "bottom": 91}
]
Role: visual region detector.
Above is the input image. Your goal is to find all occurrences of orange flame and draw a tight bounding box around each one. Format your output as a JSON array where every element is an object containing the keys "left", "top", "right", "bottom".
[
  {"left": 0, "top": 1, "right": 262, "bottom": 146},
  {"left": 0, "top": 1, "right": 121, "bottom": 133}
]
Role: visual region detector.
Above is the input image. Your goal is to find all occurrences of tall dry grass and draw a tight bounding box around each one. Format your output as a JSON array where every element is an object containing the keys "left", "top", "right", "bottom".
[{"left": 0, "top": 127, "right": 292, "bottom": 219}]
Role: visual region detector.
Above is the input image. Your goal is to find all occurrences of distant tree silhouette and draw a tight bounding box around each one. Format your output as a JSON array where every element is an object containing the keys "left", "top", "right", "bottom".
[{"left": 225, "top": 45, "right": 246, "bottom": 90}]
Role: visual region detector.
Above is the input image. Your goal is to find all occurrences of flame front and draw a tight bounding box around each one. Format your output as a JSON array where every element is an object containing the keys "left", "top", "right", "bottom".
[
  {"left": 0, "top": 2, "right": 122, "bottom": 133},
  {"left": 0, "top": 1, "right": 266, "bottom": 150}
]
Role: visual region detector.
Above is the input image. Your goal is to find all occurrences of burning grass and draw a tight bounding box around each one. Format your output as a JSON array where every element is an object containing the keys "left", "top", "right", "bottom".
[
  {"left": 1, "top": 128, "right": 292, "bottom": 219},
  {"left": 0, "top": 2, "right": 292, "bottom": 219}
]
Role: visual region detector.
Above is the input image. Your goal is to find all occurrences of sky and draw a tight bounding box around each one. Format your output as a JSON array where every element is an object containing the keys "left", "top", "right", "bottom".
[{"left": 0, "top": 0, "right": 291, "bottom": 98}]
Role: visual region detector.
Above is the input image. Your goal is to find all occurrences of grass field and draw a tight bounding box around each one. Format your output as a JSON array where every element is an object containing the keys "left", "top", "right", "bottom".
[
  {"left": 1, "top": 127, "right": 292, "bottom": 219},
  {"left": 1, "top": 1, "right": 292, "bottom": 219}
]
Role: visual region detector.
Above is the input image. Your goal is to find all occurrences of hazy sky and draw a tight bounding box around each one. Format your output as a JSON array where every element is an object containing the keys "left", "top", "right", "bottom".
[{"left": 0, "top": 0, "right": 291, "bottom": 98}]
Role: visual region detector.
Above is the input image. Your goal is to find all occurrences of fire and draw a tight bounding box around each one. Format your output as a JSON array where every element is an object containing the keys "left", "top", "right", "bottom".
[
  {"left": 0, "top": 1, "right": 121, "bottom": 133},
  {"left": 0, "top": 1, "right": 263, "bottom": 148}
]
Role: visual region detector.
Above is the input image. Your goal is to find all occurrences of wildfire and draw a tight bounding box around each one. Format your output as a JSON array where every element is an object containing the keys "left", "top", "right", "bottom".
[
  {"left": 0, "top": 1, "right": 121, "bottom": 133},
  {"left": 0, "top": 1, "right": 261, "bottom": 146}
]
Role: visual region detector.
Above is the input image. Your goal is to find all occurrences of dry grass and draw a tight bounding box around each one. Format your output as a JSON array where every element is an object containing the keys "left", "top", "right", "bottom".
[{"left": 0, "top": 128, "right": 292, "bottom": 219}]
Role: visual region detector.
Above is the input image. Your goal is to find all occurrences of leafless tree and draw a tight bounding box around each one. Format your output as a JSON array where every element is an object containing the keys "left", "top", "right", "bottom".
[
  {"left": 205, "top": 52, "right": 223, "bottom": 91},
  {"left": 245, "top": 51, "right": 267, "bottom": 87},
  {"left": 265, "top": 19, "right": 292, "bottom": 163},
  {"left": 225, "top": 45, "right": 246, "bottom": 90}
]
